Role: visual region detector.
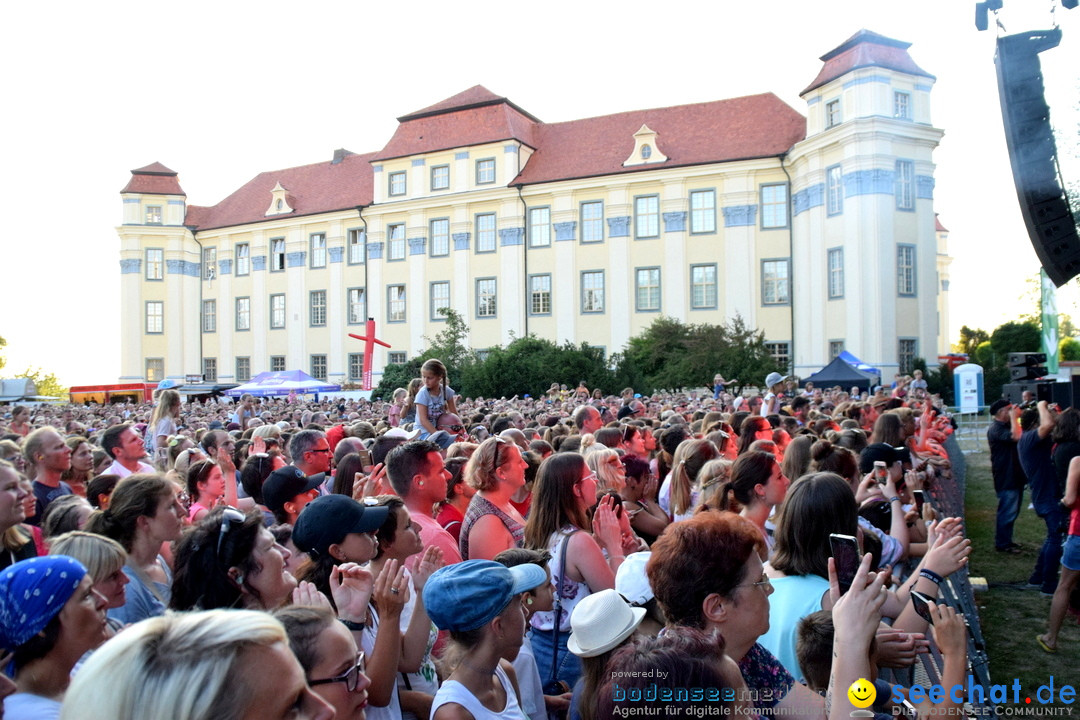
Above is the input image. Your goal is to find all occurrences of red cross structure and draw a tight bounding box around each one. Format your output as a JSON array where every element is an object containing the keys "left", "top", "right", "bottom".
[{"left": 348, "top": 318, "right": 392, "bottom": 391}]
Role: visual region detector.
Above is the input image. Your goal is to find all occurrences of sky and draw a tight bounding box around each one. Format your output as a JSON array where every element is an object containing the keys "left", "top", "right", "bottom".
[{"left": 2, "top": 0, "right": 1078, "bottom": 386}]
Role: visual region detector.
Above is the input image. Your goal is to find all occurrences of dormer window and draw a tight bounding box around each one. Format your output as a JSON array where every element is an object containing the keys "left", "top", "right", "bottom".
[
  {"left": 265, "top": 182, "right": 294, "bottom": 216},
  {"left": 145, "top": 205, "right": 162, "bottom": 224},
  {"left": 623, "top": 124, "right": 667, "bottom": 167}
]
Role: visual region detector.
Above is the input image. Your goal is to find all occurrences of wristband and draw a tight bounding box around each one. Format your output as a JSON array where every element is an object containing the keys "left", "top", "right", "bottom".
[
  {"left": 339, "top": 618, "right": 366, "bottom": 632},
  {"left": 889, "top": 496, "right": 901, "bottom": 504},
  {"left": 919, "top": 569, "right": 943, "bottom": 585}
]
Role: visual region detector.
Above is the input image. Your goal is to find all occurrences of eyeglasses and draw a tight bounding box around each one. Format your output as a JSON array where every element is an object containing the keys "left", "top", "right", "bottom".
[
  {"left": 734, "top": 574, "right": 772, "bottom": 592},
  {"left": 310, "top": 652, "right": 367, "bottom": 692},
  {"left": 309, "top": 446, "right": 332, "bottom": 455},
  {"left": 216, "top": 507, "right": 247, "bottom": 564}
]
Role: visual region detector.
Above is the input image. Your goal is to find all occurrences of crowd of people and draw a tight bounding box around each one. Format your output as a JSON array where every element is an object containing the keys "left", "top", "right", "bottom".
[{"left": 0, "top": 367, "right": 993, "bottom": 719}]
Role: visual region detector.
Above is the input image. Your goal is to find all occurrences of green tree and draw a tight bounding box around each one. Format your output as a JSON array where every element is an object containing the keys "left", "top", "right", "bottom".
[
  {"left": 954, "top": 326, "right": 989, "bottom": 356},
  {"left": 989, "top": 321, "right": 1041, "bottom": 359},
  {"left": 1060, "top": 337, "right": 1080, "bottom": 361},
  {"left": 16, "top": 367, "right": 67, "bottom": 398}
]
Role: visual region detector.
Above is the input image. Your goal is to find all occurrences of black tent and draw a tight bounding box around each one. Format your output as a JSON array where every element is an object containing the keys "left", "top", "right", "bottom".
[{"left": 803, "top": 357, "right": 878, "bottom": 392}]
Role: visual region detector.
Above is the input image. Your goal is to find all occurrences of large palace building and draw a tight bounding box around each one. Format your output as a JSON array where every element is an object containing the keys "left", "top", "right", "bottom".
[{"left": 117, "top": 29, "right": 950, "bottom": 388}]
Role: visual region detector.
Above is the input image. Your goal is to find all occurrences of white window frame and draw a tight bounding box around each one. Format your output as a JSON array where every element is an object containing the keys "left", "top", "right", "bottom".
[
  {"left": 897, "top": 245, "right": 917, "bottom": 296},
  {"left": 203, "top": 247, "right": 217, "bottom": 280},
  {"left": 202, "top": 358, "right": 217, "bottom": 383},
  {"left": 270, "top": 355, "right": 286, "bottom": 372},
  {"left": 762, "top": 259, "right": 791, "bottom": 306},
  {"left": 529, "top": 207, "right": 551, "bottom": 248},
  {"left": 430, "top": 218, "right": 450, "bottom": 257},
  {"left": 430, "top": 281, "right": 450, "bottom": 321},
  {"left": 760, "top": 184, "right": 788, "bottom": 229},
  {"left": 347, "top": 228, "right": 365, "bottom": 265},
  {"left": 270, "top": 238, "right": 286, "bottom": 272},
  {"left": 235, "top": 297, "right": 251, "bottom": 331},
  {"left": 270, "top": 293, "right": 286, "bottom": 329},
  {"left": 635, "top": 195, "right": 659, "bottom": 239},
  {"left": 476, "top": 278, "right": 497, "bottom": 318},
  {"left": 580, "top": 200, "right": 603, "bottom": 243},
  {"left": 825, "top": 99, "right": 841, "bottom": 128},
  {"left": 309, "top": 290, "right": 327, "bottom": 327},
  {"left": 235, "top": 243, "right": 250, "bottom": 276},
  {"left": 347, "top": 288, "right": 366, "bottom": 325},
  {"left": 310, "top": 354, "right": 327, "bottom": 381},
  {"left": 388, "top": 171, "right": 406, "bottom": 197},
  {"left": 898, "top": 339, "right": 918, "bottom": 374},
  {"left": 431, "top": 164, "right": 450, "bottom": 191},
  {"left": 475, "top": 213, "right": 496, "bottom": 253},
  {"left": 309, "top": 233, "right": 327, "bottom": 268},
  {"left": 387, "top": 223, "right": 406, "bottom": 261},
  {"left": 895, "top": 160, "right": 915, "bottom": 211},
  {"left": 348, "top": 353, "right": 365, "bottom": 382},
  {"left": 476, "top": 158, "right": 496, "bottom": 185},
  {"left": 203, "top": 300, "right": 217, "bottom": 333},
  {"left": 145, "top": 301, "right": 163, "bottom": 334},
  {"left": 145, "top": 205, "right": 162, "bottom": 225},
  {"left": 826, "top": 165, "right": 843, "bottom": 216},
  {"left": 387, "top": 285, "right": 406, "bottom": 323},
  {"left": 893, "top": 91, "right": 911, "bottom": 120},
  {"left": 765, "top": 342, "right": 791, "bottom": 373},
  {"left": 145, "top": 358, "right": 164, "bottom": 382}
]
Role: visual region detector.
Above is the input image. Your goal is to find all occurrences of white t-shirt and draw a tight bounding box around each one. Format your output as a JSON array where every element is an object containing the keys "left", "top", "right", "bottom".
[
  {"left": 512, "top": 635, "right": 546, "bottom": 720},
  {"left": 5, "top": 693, "right": 60, "bottom": 720}
]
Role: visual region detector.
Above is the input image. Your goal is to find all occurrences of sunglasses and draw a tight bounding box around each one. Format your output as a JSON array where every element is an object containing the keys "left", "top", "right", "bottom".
[
  {"left": 216, "top": 507, "right": 247, "bottom": 564},
  {"left": 310, "top": 652, "right": 367, "bottom": 692},
  {"left": 445, "top": 424, "right": 465, "bottom": 432}
]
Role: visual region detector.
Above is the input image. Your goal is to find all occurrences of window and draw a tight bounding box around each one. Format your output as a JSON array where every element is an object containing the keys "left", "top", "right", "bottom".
[
  {"left": 430, "top": 281, "right": 450, "bottom": 321},
  {"left": 476, "top": 278, "right": 497, "bottom": 318},
  {"left": 201, "top": 300, "right": 216, "bottom": 333},
  {"left": 146, "top": 301, "right": 163, "bottom": 334},
  {"left": 431, "top": 165, "right": 449, "bottom": 191},
  {"left": 309, "top": 290, "right": 326, "bottom": 326},
  {"left": 826, "top": 165, "right": 843, "bottom": 216},
  {"left": 894, "top": 91, "right": 911, "bottom": 120},
  {"left": 236, "top": 243, "right": 250, "bottom": 276},
  {"left": 348, "top": 353, "right": 365, "bottom": 382},
  {"left": 581, "top": 271, "right": 605, "bottom": 313},
  {"left": 145, "top": 248, "right": 163, "bottom": 280},
  {"left": 641, "top": 144, "right": 652, "bottom": 160},
  {"left": 898, "top": 339, "right": 918, "bottom": 374},
  {"left": 310, "top": 233, "right": 327, "bottom": 268},
  {"left": 895, "top": 160, "right": 915, "bottom": 211},
  {"left": 347, "top": 288, "right": 366, "bottom": 325},
  {"left": 236, "top": 357, "right": 251, "bottom": 383},
  {"left": 825, "top": 99, "right": 841, "bottom": 128},
  {"left": 270, "top": 356, "right": 286, "bottom": 373},
  {"left": 829, "top": 341, "right": 845, "bottom": 359},
  {"left": 203, "top": 248, "right": 217, "bottom": 280},
  {"left": 202, "top": 358, "right": 217, "bottom": 383},
  {"left": 690, "top": 264, "right": 718, "bottom": 309},
  {"left": 635, "top": 195, "right": 659, "bottom": 239},
  {"left": 828, "top": 248, "right": 844, "bottom": 299},
  {"left": 271, "top": 238, "right": 286, "bottom": 271},
  {"left": 145, "top": 205, "right": 162, "bottom": 224},
  {"left": 760, "top": 184, "right": 788, "bottom": 229},
  {"left": 388, "top": 352, "right": 407, "bottom": 365},
  {"left": 270, "top": 294, "right": 286, "bottom": 329},
  {"left": 387, "top": 285, "right": 406, "bottom": 323},
  {"left": 476, "top": 158, "right": 495, "bottom": 184},
  {"left": 766, "top": 342, "right": 791, "bottom": 372},
  {"left": 635, "top": 268, "right": 661, "bottom": 312},
  {"left": 347, "top": 229, "right": 365, "bottom": 265},
  {"left": 529, "top": 207, "right": 551, "bottom": 248},
  {"left": 762, "top": 259, "right": 790, "bottom": 305},
  {"left": 387, "top": 224, "right": 405, "bottom": 261},
  {"left": 897, "top": 245, "right": 917, "bottom": 296},
  {"left": 475, "top": 213, "right": 496, "bottom": 253},
  {"left": 529, "top": 274, "right": 551, "bottom": 315},
  {"left": 689, "top": 190, "right": 716, "bottom": 234},
  {"left": 388, "top": 171, "right": 406, "bottom": 196},
  {"left": 236, "top": 297, "right": 251, "bottom": 331},
  {"left": 580, "top": 201, "right": 603, "bottom": 243},
  {"left": 310, "top": 355, "right": 327, "bottom": 381},
  {"left": 430, "top": 218, "right": 450, "bottom": 257},
  {"left": 145, "top": 358, "right": 164, "bottom": 382}
]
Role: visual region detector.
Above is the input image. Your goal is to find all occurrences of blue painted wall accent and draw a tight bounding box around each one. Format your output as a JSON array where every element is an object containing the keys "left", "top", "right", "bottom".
[
  {"left": 372, "top": 164, "right": 383, "bottom": 173},
  {"left": 806, "top": 96, "right": 821, "bottom": 106},
  {"left": 123, "top": 198, "right": 140, "bottom": 204},
  {"left": 844, "top": 169, "right": 894, "bottom": 197},
  {"left": 453, "top": 233, "right": 470, "bottom": 251},
  {"left": 499, "top": 228, "right": 524, "bottom": 246},
  {"left": 662, "top": 211, "right": 687, "bottom": 233},
  {"left": 411, "top": 159, "right": 426, "bottom": 167},
  {"left": 722, "top": 205, "right": 757, "bottom": 227},
  {"left": 166, "top": 260, "right": 201, "bottom": 277},
  {"left": 607, "top": 216, "right": 631, "bottom": 238},
  {"left": 915, "top": 83, "right": 932, "bottom": 92},
  {"left": 219, "top": 259, "right": 232, "bottom": 276},
  {"left": 554, "top": 221, "right": 577, "bottom": 242},
  {"left": 328, "top": 247, "right": 344, "bottom": 263},
  {"left": 504, "top": 144, "right": 518, "bottom": 154},
  {"left": 120, "top": 259, "right": 141, "bottom": 274},
  {"left": 408, "top": 237, "right": 427, "bottom": 255},
  {"left": 842, "top": 75, "right": 892, "bottom": 89},
  {"left": 455, "top": 151, "right": 470, "bottom": 160},
  {"left": 252, "top": 255, "right": 267, "bottom": 271},
  {"left": 916, "top": 175, "right": 935, "bottom": 199},
  {"left": 167, "top": 199, "right": 185, "bottom": 206},
  {"left": 286, "top": 252, "right": 306, "bottom": 268},
  {"left": 367, "top": 242, "right": 384, "bottom": 260},
  {"left": 792, "top": 184, "right": 824, "bottom": 216}
]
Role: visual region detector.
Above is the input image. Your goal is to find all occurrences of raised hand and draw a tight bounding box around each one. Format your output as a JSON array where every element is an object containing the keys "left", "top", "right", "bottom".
[
  {"left": 411, "top": 546, "right": 445, "bottom": 591},
  {"left": 330, "top": 562, "right": 374, "bottom": 623}
]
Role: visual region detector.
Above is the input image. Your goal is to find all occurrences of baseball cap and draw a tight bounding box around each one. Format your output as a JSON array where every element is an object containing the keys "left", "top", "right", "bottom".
[
  {"left": 262, "top": 466, "right": 325, "bottom": 515},
  {"left": 615, "top": 551, "right": 654, "bottom": 606},
  {"left": 765, "top": 372, "right": 788, "bottom": 389},
  {"left": 292, "top": 494, "right": 389, "bottom": 558},
  {"left": 384, "top": 427, "right": 421, "bottom": 441},
  {"left": 425, "top": 560, "right": 547, "bottom": 632},
  {"left": 859, "top": 443, "right": 900, "bottom": 474},
  {"left": 989, "top": 399, "right": 1011, "bottom": 416}
]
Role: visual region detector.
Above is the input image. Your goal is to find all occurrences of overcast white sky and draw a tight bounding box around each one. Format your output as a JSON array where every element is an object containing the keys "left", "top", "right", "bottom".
[{"left": 2, "top": 0, "right": 1077, "bottom": 386}]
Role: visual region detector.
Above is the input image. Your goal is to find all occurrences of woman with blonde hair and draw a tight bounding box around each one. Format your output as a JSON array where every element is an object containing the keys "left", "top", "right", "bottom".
[
  {"left": 146, "top": 388, "right": 182, "bottom": 469},
  {"left": 48, "top": 530, "right": 129, "bottom": 634},
  {"left": 659, "top": 439, "right": 720, "bottom": 523},
  {"left": 0, "top": 460, "right": 34, "bottom": 570},
  {"left": 584, "top": 446, "right": 625, "bottom": 495},
  {"left": 459, "top": 437, "right": 528, "bottom": 560},
  {"left": 694, "top": 458, "right": 734, "bottom": 513}
]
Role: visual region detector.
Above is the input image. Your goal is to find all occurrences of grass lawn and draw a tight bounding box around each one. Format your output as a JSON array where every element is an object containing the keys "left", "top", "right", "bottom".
[{"left": 965, "top": 451, "right": 1079, "bottom": 709}]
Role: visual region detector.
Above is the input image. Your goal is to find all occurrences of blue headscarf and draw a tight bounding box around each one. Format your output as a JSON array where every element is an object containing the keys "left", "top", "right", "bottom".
[{"left": 0, "top": 556, "right": 87, "bottom": 651}]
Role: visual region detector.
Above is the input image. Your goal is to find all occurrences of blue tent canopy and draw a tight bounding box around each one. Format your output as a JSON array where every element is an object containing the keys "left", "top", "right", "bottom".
[
  {"left": 837, "top": 351, "right": 880, "bottom": 378},
  {"left": 225, "top": 370, "right": 341, "bottom": 397}
]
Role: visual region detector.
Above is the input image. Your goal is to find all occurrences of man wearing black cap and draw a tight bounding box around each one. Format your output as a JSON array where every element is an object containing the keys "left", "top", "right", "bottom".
[
  {"left": 987, "top": 399, "right": 1026, "bottom": 553},
  {"left": 262, "top": 466, "right": 324, "bottom": 525}
]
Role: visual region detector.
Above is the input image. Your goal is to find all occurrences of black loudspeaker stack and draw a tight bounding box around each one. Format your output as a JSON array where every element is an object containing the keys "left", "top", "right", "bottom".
[{"left": 1003, "top": 378, "right": 1080, "bottom": 409}]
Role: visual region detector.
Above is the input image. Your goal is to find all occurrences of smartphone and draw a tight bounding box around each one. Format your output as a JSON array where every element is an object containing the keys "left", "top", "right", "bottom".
[
  {"left": 873, "top": 460, "right": 888, "bottom": 486},
  {"left": 911, "top": 590, "right": 935, "bottom": 625},
  {"left": 830, "top": 533, "right": 861, "bottom": 594},
  {"left": 913, "top": 490, "right": 926, "bottom": 515}
]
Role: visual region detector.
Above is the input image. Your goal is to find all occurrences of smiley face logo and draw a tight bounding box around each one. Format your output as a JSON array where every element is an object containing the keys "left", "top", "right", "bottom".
[{"left": 847, "top": 678, "right": 876, "bottom": 709}]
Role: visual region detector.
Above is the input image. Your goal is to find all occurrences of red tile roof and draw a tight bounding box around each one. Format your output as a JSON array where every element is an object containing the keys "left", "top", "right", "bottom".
[
  {"left": 511, "top": 93, "right": 805, "bottom": 186},
  {"left": 802, "top": 29, "right": 934, "bottom": 95},
  {"left": 935, "top": 213, "right": 949, "bottom": 233},
  {"left": 375, "top": 87, "right": 539, "bottom": 161},
  {"left": 121, "top": 162, "right": 185, "bottom": 195},
  {"left": 185, "top": 151, "right": 376, "bottom": 231}
]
